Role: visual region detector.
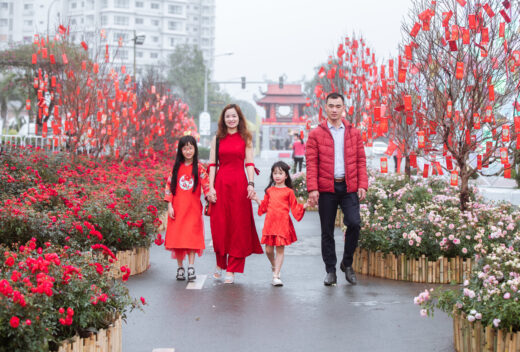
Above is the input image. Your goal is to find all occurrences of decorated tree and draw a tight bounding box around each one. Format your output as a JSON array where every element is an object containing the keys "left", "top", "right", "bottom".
[
  {"left": 1, "top": 26, "right": 197, "bottom": 158},
  {"left": 398, "top": 0, "right": 520, "bottom": 209},
  {"left": 305, "top": 34, "right": 382, "bottom": 130}
]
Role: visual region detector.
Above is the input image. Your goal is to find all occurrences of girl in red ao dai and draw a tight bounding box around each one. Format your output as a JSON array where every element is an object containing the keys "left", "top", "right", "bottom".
[
  {"left": 253, "top": 161, "right": 309, "bottom": 286},
  {"left": 164, "top": 135, "right": 210, "bottom": 282}
]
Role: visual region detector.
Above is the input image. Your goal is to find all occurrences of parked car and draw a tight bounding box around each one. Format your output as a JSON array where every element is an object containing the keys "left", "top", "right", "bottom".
[{"left": 369, "top": 141, "right": 388, "bottom": 156}]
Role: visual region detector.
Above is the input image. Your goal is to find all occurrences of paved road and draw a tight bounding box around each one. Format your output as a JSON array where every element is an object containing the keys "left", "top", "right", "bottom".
[{"left": 123, "top": 159, "right": 454, "bottom": 352}]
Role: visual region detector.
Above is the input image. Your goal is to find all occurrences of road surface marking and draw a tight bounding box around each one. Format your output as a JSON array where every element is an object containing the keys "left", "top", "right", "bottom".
[{"left": 186, "top": 274, "right": 207, "bottom": 289}]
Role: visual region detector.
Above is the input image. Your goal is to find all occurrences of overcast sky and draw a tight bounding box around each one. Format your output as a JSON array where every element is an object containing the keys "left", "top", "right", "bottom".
[{"left": 213, "top": 0, "right": 413, "bottom": 114}]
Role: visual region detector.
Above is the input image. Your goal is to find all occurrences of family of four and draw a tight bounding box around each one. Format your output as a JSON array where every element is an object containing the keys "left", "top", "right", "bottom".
[{"left": 163, "top": 92, "right": 368, "bottom": 287}]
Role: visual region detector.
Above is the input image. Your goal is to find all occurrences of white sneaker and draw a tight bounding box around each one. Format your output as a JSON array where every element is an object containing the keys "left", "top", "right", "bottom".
[{"left": 272, "top": 276, "right": 283, "bottom": 286}]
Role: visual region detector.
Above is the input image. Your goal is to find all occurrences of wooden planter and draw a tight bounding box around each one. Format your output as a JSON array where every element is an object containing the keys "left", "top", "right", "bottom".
[
  {"left": 453, "top": 312, "right": 520, "bottom": 351},
  {"left": 352, "top": 248, "right": 473, "bottom": 284},
  {"left": 110, "top": 247, "right": 150, "bottom": 279},
  {"left": 58, "top": 317, "right": 122, "bottom": 352}
]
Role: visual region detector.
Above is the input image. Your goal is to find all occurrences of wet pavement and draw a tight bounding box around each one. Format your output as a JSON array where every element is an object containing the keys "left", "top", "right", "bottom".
[{"left": 123, "top": 159, "right": 455, "bottom": 352}]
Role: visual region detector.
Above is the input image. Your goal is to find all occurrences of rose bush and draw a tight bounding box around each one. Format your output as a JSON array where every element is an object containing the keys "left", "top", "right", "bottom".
[
  {"left": 0, "top": 238, "right": 142, "bottom": 351},
  {"left": 415, "top": 236, "right": 520, "bottom": 332},
  {"left": 0, "top": 146, "right": 169, "bottom": 252},
  {"left": 358, "top": 173, "right": 520, "bottom": 260}
]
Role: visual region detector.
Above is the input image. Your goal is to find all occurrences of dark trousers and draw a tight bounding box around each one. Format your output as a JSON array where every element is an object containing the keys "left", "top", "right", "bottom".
[
  {"left": 293, "top": 157, "right": 304, "bottom": 172},
  {"left": 318, "top": 181, "right": 361, "bottom": 273}
]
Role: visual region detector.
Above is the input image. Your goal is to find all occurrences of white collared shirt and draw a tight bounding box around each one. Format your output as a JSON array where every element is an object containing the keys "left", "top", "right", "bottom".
[{"left": 327, "top": 121, "right": 345, "bottom": 178}]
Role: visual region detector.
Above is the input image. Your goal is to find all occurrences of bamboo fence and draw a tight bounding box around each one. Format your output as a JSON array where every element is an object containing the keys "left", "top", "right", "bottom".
[
  {"left": 352, "top": 248, "right": 473, "bottom": 284},
  {"left": 110, "top": 247, "right": 150, "bottom": 279},
  {"left": 57, "top": 317, "right": 122, "bottom": 352},
  {"left": 453, "top": 312, "right": 520, "bottom": 352}
]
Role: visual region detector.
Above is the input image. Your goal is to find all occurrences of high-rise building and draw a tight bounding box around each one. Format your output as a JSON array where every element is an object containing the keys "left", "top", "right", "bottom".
[
  {"left": 0, "top": 0, "right": 57, "bottom": 47},
  {"left": 0, "top": 0, "right": 215, "bottom": 77}
]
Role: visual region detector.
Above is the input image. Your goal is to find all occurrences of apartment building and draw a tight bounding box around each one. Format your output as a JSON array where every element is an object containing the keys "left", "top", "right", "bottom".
[{"left": 0, "top": 0, "right": 215, "bottom": 76}]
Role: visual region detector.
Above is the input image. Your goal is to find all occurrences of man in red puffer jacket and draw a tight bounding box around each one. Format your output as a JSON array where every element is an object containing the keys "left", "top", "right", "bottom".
[{"left": 306, "top": 92, "right": 368, "bottom": 286}]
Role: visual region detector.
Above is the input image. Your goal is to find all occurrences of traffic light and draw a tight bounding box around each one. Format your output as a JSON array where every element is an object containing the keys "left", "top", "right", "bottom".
[
  {"left": 241, "top": 76, "right": 246, "bottom": 89},
  {"left": 279, "top": 76, "right": 284, "bottom": 89}
]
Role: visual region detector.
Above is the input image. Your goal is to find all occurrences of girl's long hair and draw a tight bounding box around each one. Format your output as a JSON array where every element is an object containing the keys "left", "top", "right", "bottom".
[
  {"left": 170, "top": 135, "right": 199, "bottom": 196},
  {"left": 265, "top": 161, "right": 293, "bottom": 193},
  {"left": 216, "top": 104, "right": 252, "bottom": 146}
]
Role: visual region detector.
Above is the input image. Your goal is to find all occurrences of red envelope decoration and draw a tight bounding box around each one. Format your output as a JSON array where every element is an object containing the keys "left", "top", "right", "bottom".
[
  {"left": 410, "top": 153, "right": 417, "bottom": 168},
  {"left": 468, "top": 14, "right": 476, "bottom": 29},
  {"left": 423, "top": 164, "right": 429, "bottom": 178},
  {"left": 418, "top": 131, "right": 425, "bottom": 148},
  {"left": 483, "top": 3, "right": 495, "bottom": 17},
  {"left": 450, "top": 171, "right": 458, "bottom": 186},
  {"left": 500, "top": 9, "right": 511, "bottom": 23},
  {"left": 499, "top": 22, "right": 505, "bottom": 37},
  {"left": 456, "top": 62, "right": 464, "bottom": 79},
  {"left": 404, "top": 95, "right": 412, "bottom": 111},
  {"left": 380, "top": 157, "right": 388, "bottom": 173},
  {"left": 410, "top": 22, "right": 421, "bottom": 37},
  {"left": 502, "top": 125, "right": 510, "bottom": 142},
  {"left": 500, "top": 147, "right": 508, "bottom": 164}
]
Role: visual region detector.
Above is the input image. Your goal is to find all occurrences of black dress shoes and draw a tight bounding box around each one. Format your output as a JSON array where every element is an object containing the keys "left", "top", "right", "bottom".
[
  {"left": 324, "top": 272, "right": 337, "bottom": 286},
  {"left": 340, "top": 261, "right": 358, "bottom": 285}
]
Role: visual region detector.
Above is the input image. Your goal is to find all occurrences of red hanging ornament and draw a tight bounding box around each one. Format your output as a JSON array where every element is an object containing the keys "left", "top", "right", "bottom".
[
  {"left": 450, "top": 171, "right": 458, "bottom": 186},
  {"left": 380, "top": 157, "right": 388, "bottom": 173}
]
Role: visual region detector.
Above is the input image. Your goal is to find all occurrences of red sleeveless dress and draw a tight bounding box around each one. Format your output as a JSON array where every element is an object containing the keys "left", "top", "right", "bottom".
[{"left": 210, "top": 133, "right": 263, "bottom": 258}]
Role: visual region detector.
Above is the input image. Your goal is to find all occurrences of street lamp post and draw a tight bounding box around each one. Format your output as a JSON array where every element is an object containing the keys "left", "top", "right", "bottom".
[
  {"left": 203, "top": 52, "right": 233, "bottom": 113},
  {"left": 132, "top": 30, "right": 146, "bottom": 81}
]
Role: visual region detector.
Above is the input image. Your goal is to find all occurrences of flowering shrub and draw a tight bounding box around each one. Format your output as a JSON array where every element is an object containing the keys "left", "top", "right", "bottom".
[
  {"left": 358, "top": 173, "right": 520, "bottom": 259},
  {"left": 0, "top": 146, "right": 169, "bottom": 252},
  {"left": 0, "top": 238, "right": 141, "bottom": 351},
  {"left": 292, "top": 172, "right": 308, "bottom": 201},
  {"left": 415, "top": 237, "right": 520, "bottom": 332}
]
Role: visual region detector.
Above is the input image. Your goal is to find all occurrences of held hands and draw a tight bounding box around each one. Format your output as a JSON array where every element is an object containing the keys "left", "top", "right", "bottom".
[
  {"left": 303, "top": 201, "right": 311, "bottom": 210},
  {"left": 168, "top": 202, "right": 175, "bottom": 219},
  {"left": 308, "top": 190, "right": 319, "bottom": 207},
  {"left": 246, "top": 185, "right": 256, "bottom": 200},
  {"left": 207, "top": 187, "right": 217, "bottom": 203},
  {"left": 251, "top": 193, "right": 260, "bottom": 205}
]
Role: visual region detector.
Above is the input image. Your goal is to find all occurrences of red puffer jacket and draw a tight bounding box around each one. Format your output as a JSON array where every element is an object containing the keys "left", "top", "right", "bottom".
[{"left": 306, "top": 119, "right": 368, "bottom": 193}]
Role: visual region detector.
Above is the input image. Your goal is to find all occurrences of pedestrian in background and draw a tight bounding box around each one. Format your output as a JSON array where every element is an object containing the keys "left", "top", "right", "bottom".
[
  {"left": 306, "top": 92, "right": 368, "bottom": 286},
  {"left": 253, "top": 161, "right": 309, "bottom": 286},
  {"left": 207, "top": 104, "right": 263, "bottom": 284},
  {"left": 291, "top": 133, "right": 305, "bottom": 173},
  {"left": 164, "top": 135, "right": 210, "bottom": 282}
]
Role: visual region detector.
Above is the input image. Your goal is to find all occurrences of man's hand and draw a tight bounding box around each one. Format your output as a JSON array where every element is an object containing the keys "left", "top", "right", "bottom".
[
  {"left": 168, "top": 203, "right": 175, "bottom": 219},
  {"left": 358, "top": 188, "right": 367, "bottom": 201},
  {"left": 308, "top": 190, "right": 319, "bottom": 206}
]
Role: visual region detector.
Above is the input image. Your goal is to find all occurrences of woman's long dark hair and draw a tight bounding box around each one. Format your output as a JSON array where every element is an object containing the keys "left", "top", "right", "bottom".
[
  {"left": 265, "top": 161, "right": 293, "bottom": 193},
  {"left": 170, "top": 135, "right": 199, "bottom": 196}
]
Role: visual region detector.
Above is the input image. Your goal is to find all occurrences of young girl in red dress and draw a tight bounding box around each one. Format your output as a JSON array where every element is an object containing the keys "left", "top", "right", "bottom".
[
  {"left": 253, "top": 161, "right": 309, "bottom": 286},
  {"left": 164, "top": 135, "right": 209, "bottom": 282}
]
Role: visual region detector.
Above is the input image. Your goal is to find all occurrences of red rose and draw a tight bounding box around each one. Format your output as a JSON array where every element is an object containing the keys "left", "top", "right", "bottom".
[
  {"left": 140, "top": 296, "right": 146, "bottom": 305},
  {"left": 10, "top": 316, "right": 20, "bottom": 328}
]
